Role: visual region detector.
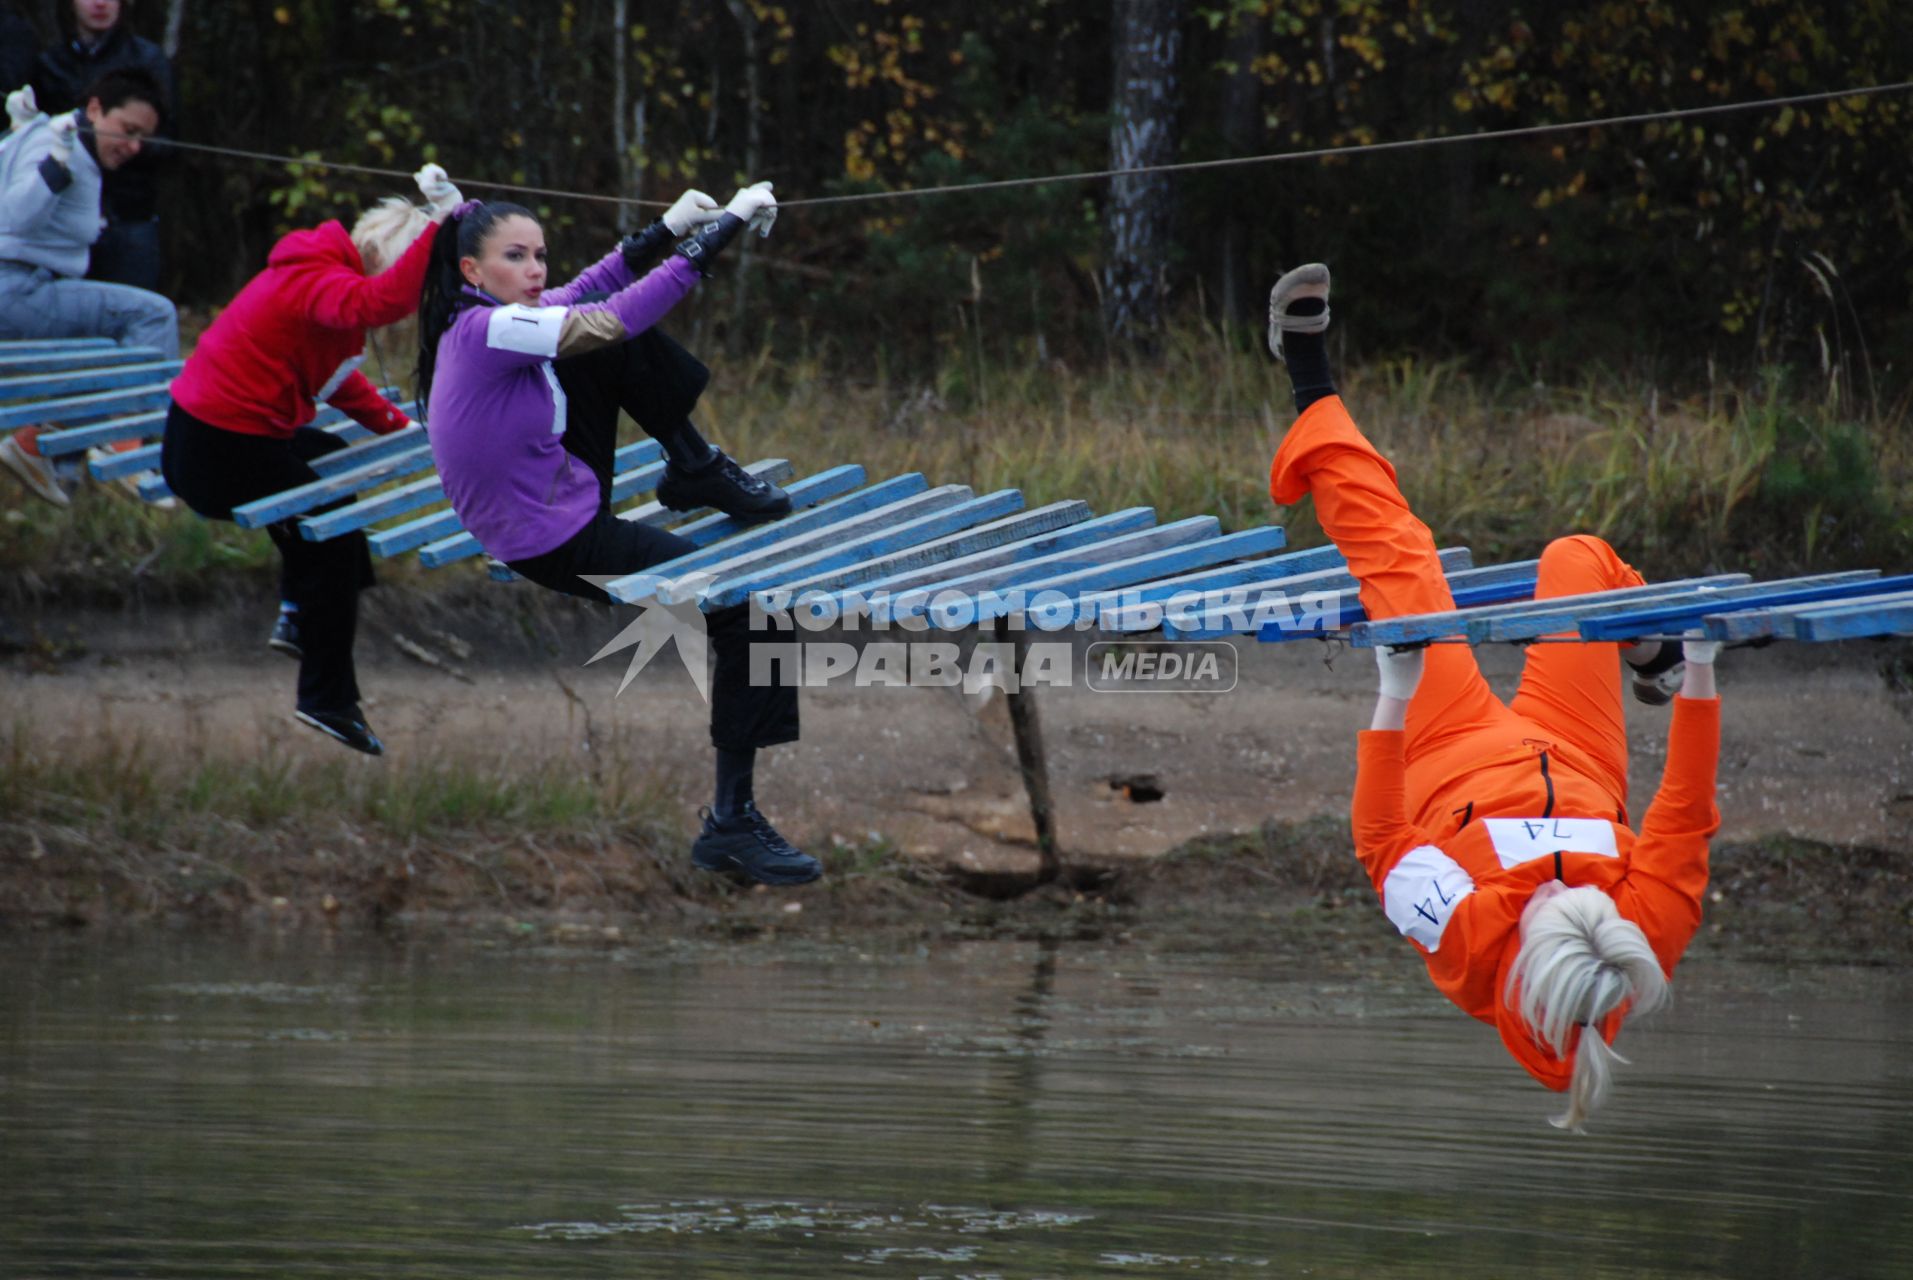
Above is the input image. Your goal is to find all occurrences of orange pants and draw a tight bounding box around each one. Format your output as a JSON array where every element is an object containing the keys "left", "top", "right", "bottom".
[{"left": 1270, "top": 396, "right": 1646, "bottom": 838}]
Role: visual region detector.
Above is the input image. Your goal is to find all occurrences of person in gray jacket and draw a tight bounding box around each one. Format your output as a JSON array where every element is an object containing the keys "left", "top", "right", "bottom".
[{"left": 0, "top": 65, "right": 176, "bottom": 506}]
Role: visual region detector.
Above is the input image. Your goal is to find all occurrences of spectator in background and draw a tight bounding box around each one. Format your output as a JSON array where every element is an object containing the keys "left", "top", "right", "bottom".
[
  {"left": 32, "top": 0, "right": 174, "bottom": 291},
  {"left": 0, "top": 66, "right": 176, "bottom": 506}
]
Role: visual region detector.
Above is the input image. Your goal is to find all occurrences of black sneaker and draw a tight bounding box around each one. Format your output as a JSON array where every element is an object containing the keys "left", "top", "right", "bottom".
[
  {"left": 294, "top": 707, "right": 385, "bottom": 756},
  {"left": 691, "top": 804, "right": 822, "bottom": 885},
  {"left": 1624, "top": 641, "right": 1685, "bottom": 706},
  {"left": 656, "top": 450, "right": 792, "bottom": 524},
  {"left": 268, "top": 610, "right": 303, "bottom": 660}
]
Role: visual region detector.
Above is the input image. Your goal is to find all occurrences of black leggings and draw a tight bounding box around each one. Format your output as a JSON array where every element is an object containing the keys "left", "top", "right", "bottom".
[
  {"left": 508, "top": 329, "right": 799, "bottom": 752},
  {"left": 159, "top": 402, "right": 373, "bottom": 714}
]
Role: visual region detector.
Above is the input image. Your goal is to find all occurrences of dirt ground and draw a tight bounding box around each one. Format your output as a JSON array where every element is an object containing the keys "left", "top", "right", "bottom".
[{"left": 8, "top": 590, "right": 1910, "bottom": 875}]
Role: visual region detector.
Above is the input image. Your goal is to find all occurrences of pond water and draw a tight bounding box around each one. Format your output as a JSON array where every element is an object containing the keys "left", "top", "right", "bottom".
[{"left": 1, "top": 932, "right": 1908, "bottom": 1278}]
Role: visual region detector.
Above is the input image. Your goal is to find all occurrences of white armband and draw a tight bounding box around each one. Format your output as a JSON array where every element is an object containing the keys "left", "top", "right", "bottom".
[
  {"left": 1382, "top": 845, "right": 1476, "bottom": 952},
  {"left": 486, "top": 304, "right": 568, "bottom": 358}
]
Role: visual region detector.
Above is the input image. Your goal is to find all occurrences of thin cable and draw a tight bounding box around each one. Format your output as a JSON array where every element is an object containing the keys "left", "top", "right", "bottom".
[{"left": 101, "top": 80, "right": 1910, "bottom": 212}]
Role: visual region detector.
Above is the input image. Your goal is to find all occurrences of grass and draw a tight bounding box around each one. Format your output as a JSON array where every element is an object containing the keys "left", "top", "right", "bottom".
[{"left": 4, "top": 323, "right": 1908, "bottom": 605}]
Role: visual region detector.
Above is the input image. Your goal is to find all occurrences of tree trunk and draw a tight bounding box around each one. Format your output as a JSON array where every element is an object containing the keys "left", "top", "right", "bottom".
[
  {"left": 611, "top": 0, "right": 642, "bottom": 233},
  {"left": 163, "top": 0, "right": 187, "bottom": 59},
  {"left": 1218, "top": 12, "right": 1264, "bottom": 329},
  {"left": 1102, "top": 0, "right": 1184, "bottom": 347},
  {"left": 724, "top": 0, "right": 762, "bottom": 352}
]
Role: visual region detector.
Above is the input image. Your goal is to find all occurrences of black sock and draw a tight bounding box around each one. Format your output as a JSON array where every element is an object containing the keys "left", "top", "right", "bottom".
[
  {"left": 714, "top": 746, "right": 755, "bottom": 821},
  {"left": 1281, "top": 297, "right": 1336, "bottom": 414},
  {"left": 659, "top": 418, "right": 719, "bottom": 471}
]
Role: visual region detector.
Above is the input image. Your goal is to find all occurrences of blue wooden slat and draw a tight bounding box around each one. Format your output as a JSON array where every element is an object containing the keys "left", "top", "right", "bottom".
[
  {"left": 664, "top": 464, "right": 868, "bottom": 547},
  {"left": 701, "top": 489, "right": 1027, "bottom": 608},
  {"left": 0, "top": 360, "right": 181, "bottom": 402},
  {"left": 654, "top": 485, "right": 976, "bottom": 607},
  {"left": 1784, "top": 592, "right": 1913, "bottom": 642},
  {"left": 825, "top": 508, "right": 1159, "bottom": 621},
  {"left": 0, "top": 346, "right": 164, "bottom": 376},
  {"left": 753, "top": 500, "right": 1093, "bottom": 611},
  {"left": 1580, "top": 573, "right": 1902, "bottom": 641},
  {"left": 231, "top": 443, "right": 433, "bottom": 528},
  {"left": 872, "top": 514, "right": 1210, "bottom": 624},
  {"left": 0, "top": 337, "right": 118, "bottom": 353},
  {"left": 369, "top": 507, "right": 463, "bottom": 557},
  {"left": 1079, "top": 543, "right": 1352, "bottom": 630},
  {"left": 598, "top": 473, "right": 928, "bottom": 600},
  {"left": 1473, "top": 572, "right": 1875, "bottom": 644},
  {"left": 36, "top": 409, "right": 166, "bottom": 456},
  {"left": 1261, "top": 571, "right": 1541, "bottom": 643},
  {"left": 89, "top": 405, "right": 383, "bottom": 481},
  {"left": 0, "top": 382, "right": 174, "bottom": 432},
  {"left": 974, "top": 526, "right": 1288, "bottom": 627},
  {"left": 1353, "top": 575, "right": 1750, "bottom": 648},
  {"left": 1125, "top": 548, "right": 1485, "bottom": 637}
]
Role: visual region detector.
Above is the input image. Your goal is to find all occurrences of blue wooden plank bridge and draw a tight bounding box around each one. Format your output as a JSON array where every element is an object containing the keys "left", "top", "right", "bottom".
[{"left": 6, "top": 338, "right": 1909, "bottom": 877}]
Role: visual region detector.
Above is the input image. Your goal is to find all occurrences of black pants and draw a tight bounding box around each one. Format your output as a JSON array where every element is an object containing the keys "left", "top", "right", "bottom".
[
  {"left": 160, "top": 402, "right": 373, "bottom": 714},
  {"left": 508, "top": 330, "right": 799, "bottom": 752}
]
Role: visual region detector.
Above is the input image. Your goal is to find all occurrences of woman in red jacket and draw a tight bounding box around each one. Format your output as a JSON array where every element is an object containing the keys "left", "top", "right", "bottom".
[
  {"left": 159, "top": 164, "right": 463, "bottom": 755},
  {"left": 1266, "top": 263, "right": 1722, "bottom": 1130}
]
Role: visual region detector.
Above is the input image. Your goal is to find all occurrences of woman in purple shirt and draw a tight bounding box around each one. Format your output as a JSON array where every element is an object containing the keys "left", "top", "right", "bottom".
[{"left": 417, "top": 185, "right": 817, "bottom": 887}]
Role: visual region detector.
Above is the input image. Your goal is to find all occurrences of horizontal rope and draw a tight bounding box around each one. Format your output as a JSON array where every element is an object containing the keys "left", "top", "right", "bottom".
[{"left": 92, "top": 79, "right": 1912, "bottom": 213}]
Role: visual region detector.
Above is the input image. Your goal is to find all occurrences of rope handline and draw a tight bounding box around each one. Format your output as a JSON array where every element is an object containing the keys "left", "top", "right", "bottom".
[{"left": 93, "top": 80, "right": 1912, "bottom": 212}]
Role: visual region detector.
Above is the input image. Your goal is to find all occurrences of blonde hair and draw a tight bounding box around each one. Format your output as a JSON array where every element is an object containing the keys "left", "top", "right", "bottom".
[
  {"left": 350, "top": 197, "right": 430, "bottom": 275},
  {"left": 1506, "top": 886, "right": 1669, "bottom": 1132}
]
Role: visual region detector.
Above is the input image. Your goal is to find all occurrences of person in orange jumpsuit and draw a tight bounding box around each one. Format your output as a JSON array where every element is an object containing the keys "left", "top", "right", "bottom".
[{"left": 1265, "top": 263, "right": 1723, "bottom": 1130}]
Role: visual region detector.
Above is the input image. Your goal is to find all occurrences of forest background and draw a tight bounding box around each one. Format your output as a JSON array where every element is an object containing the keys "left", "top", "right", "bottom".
[{"left": 5, "top": 0, "right": 1910, "bottom": 577}]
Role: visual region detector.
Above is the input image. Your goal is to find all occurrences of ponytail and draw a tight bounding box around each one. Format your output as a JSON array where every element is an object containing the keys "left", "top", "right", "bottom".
[{"left": 414, "top": 200, "right": 537, "bottom": 422}]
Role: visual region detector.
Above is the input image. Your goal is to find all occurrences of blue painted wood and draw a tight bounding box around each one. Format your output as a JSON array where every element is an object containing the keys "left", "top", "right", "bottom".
[
  {"left": 1260, "top": 571, "right": 1541, "bottom": 643},
  {"left": 89, "top": 407, "right": 380, "bottom": 481},
  {"left": 874, "top": 514, "right": 1214, "bottom": 625},
  {"left": 231, "top": 443, "right": 434, "bottom": 528},
  {"left": 0, "top": 361, "right": 181, "bottom": 402},
  {"left": 1784, "top": 593, "right": 1913, "bottom": 642},
  {"left": 972, "top": 526, "right": 1288, "bottom": 627},
  {"left": 654, "top": 485, "right": 977, "bottom": 607},
  {"left": 822, "top": 508, "right": 1159, "bottom": 621},
  {"left": 1473, "top": 572, "right": 1875, "bottom": 644},
  {"left": 1080, "top": 543, "right": 1354, "bottom": 631},
  {"left": 1579, "top": 572, "right": 1901, "bottom": 641},
  {"left": 701, "top": 489, "right": 1027, "bottom": 608},
  {"left": 36, "top": 408, "right": 166, "bottom": 456},
  {"left": 1132, "top": 549, "right": 1488, "bottom": 637},
  {"left": 0, "top": 337, "right": 117, "bottom": 353},
  {"left": 1353, "top": 574, "right": 1750, "bottom": 648},
  {"left": 0, "top": 381, "right": 174, "bottom": 432},
  {"left": 369, "top": 506, "right": 463, "bottom": 557},
  {"left": 599, "top": 472, "right": 928, "bottom": 602},
  {"left": 660, "top": 464, "right": 868, "bottom": 547},
  {"left": 753, "top": 500, "right": 1093, "bottom": 612},
  {"left": 0, "top": 346, "right": 164, "bottom": 376}
]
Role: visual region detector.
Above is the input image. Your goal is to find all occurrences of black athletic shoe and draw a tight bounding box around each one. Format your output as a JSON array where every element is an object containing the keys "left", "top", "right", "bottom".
[
  {"left": 268, "top": 611, "right": 303, "bottom": 660},
  {"left": 294, "top": 707, "right": 384, "bottom": 756},
  {"left": 656, "top": 450, "right": 792, "bottom": 523},
  {"left": 1625, "top": 641, "right": 1685, "bottom": 706},
  {"left": 691, "top": 804, "right": 822, "bottom": 885}
]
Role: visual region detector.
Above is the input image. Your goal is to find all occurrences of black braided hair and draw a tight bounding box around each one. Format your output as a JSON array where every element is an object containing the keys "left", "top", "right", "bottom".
[{"left": 414, "top": 201, "right": 536, "bottom": 423}]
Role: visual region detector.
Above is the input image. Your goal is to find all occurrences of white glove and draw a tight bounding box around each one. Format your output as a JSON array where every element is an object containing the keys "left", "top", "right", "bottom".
[
  {"left": 413, "top": 162, "right": 464, "bottom": 216},
  {"left": 725, "top": 180, "right": 777, "bottom": 237},
  {"left": 46, "top": 111, "right": 78, "bottom": 161},
  {"left": 1682, "top": 638, "right": 1722, "bottom": 665},
  {"left": 1375, "top": 644, "right": 1426, "bottom": 701},
  {"left": 6, "top": 84, "right": 37, "bottom": 130},
  {"left": 661, "top": 188, "right": 723, "bottom": 236}
]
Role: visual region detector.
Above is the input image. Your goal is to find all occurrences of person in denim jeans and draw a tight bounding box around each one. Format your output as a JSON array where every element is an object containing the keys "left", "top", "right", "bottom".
[{"left": 0, "top": 66, "right": 176, "bottom": 506}]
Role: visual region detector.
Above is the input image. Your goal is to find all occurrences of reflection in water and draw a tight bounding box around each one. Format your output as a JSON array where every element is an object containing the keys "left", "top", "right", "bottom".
[{"left": 0, "top": 933, "right": 1908, "bottom": 1278}]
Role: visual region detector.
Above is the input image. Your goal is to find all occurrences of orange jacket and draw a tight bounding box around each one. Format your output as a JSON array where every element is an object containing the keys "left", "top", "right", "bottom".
[{"left": 1351, "top": 696, "right": 1721, "bottom": 1088}]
